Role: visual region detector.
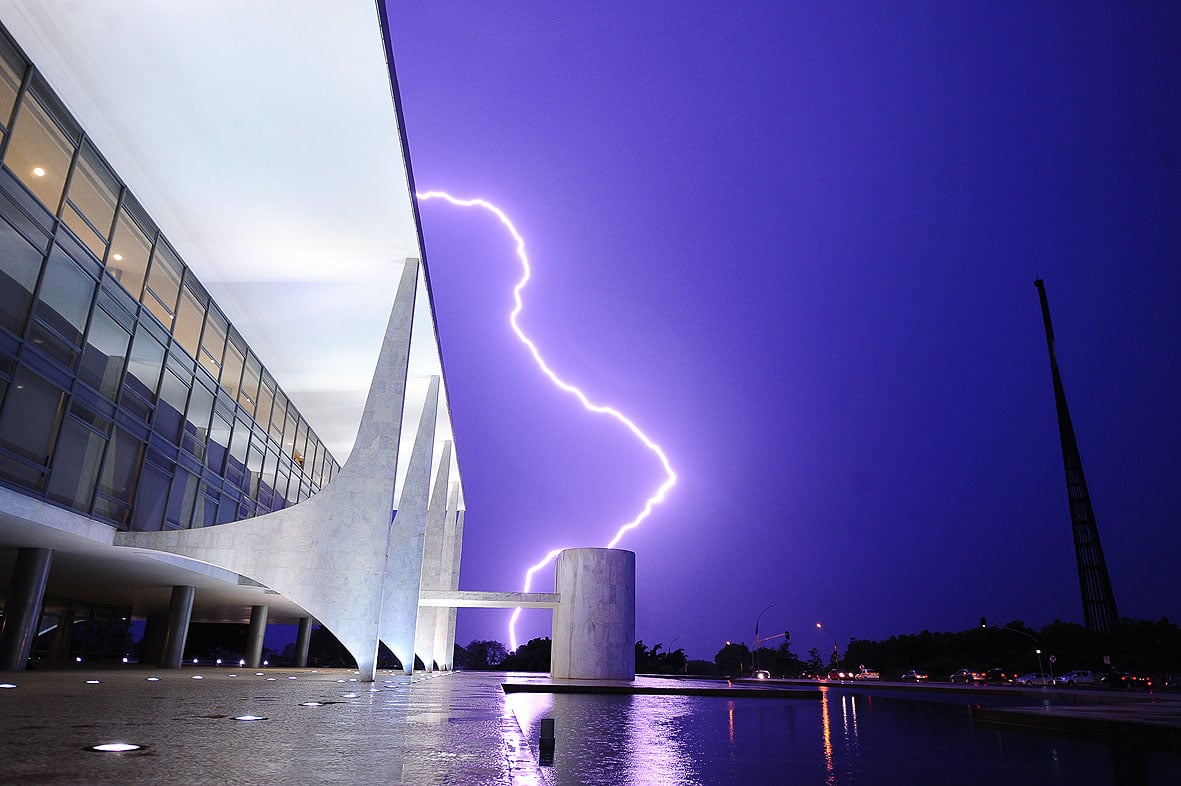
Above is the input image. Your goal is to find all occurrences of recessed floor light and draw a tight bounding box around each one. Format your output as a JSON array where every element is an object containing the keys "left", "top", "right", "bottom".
[
  {"left": 265, "top": 677, "right": 277, "bottom": 681},
  {"left": 85, "top": 680, "right": 101, "bottom": 684},
  {"left": 192, "top": 675, "right": 204, "bottom": 680},
  {"left": 86, "top": 743, "right": 144, "bottom": 753},
  {"left": 227, "top": 674, "right": 239, "bottom": 678},
  {"left": 146, "top": 677, "right": 160, "bottom": 682},
  {"left": 233, "top": 714, "right": 267, "bottom": 722},
  {"left": 0, "top": 683, "right": 17, "bottom": 689},
  {"left": 299, "top": 701, "right": 324, "bottom": 707}
]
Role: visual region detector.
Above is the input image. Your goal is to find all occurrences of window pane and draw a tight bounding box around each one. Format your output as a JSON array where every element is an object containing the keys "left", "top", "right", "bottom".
[
  {"left": 268, "top": 390, "right": 287, "bottom": 443},
  {"left": 3, "top": 93, "right": 76, "bottom": 211},
  {"left": 32, "top": 246, "right": 95, "bottom": 346},
  {"left": 129, "top": 456, "right": 169, "bottom": 531},
  {"left": 62, "top": 142, "right": 118, "bottom": 259},
  {"left": 0, "top": 214, "right": 44, "bottom": 334},
  {"left": 174, "top": 280, "right": 206, "bottom": 358},
  {"left": 45, "top": 417, "right": 104, "bottom": 509},
  {"left": 122, "top": 327, "right": 165, "bottom": 413},
  {"left": 238, "top": 351, "right": 260, "bottom": 415},
  {"left": 196, "top": 304, "right": 226, "bottom": 379},
  {"left": 107, "top": 206, "right": 152, "bottom": 301},
  {"left": 155, "top": 368, "right": 188, "bottom": 442},
  {"left": 0, "top": 366, "right": 65, "bottom": 464},
  {"left": 79, "top": 306, "right": 130, "bottom": 400},
  {"left": 98, "top": 426, "right": 143, "bottom": 504},
  {"left": 292, "top": 417, "right": 308, "bottom": 468},
  {"left": 166, "top": 469, "right": 198, "bottom": 529},
  {"left": 207, "top": 413, "right": 232, "bottom": 475},
  {"left": 0, "top": 35, "right": 24, "bottom": 130},
  {"left": 256, "top": 373, "right": 275, "bottom": 436},
  {"left": 221, "top": 337, "right": 244, "bottom": 399},
  {"left": 144, "top": 241, "right": 182, "bottom": 330},
  {"left": 182, "top": 381, "right": 213, "bottom": 459}
]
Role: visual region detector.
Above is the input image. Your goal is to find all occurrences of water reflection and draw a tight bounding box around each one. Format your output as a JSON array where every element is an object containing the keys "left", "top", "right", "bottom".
[{"left": 507, "top": 688, "right": 1181, "bottom": 785}]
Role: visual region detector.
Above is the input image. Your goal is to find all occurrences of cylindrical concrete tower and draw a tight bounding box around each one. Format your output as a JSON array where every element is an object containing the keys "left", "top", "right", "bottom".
[{"left": 551, "top": 548, "right": 635, "bottom": 681}]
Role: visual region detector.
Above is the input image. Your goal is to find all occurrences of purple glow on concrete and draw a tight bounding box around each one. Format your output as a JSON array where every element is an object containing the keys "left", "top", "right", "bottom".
[{"left": 417, "top": 191, "right": 677, "bottom": 651}]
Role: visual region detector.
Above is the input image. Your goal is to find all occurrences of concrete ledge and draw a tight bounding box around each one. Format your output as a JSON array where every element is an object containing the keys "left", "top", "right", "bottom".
[
  {"left": 417, "top": 590, "right": 560, "bottom": 608},
  {"left": 502, "top": 681, "right": 822, "bottom": 699}
]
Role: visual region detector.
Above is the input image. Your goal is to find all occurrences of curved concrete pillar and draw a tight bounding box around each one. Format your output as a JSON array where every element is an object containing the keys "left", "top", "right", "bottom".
[
  {"left": 115, "top": 260, "right": 422, "bottom": 681},
  {"left": 551, "top": 548, "right": 635, "bottom": 681}
]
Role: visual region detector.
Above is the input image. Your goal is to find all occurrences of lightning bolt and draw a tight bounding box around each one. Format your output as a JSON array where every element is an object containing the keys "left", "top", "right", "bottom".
[{"left": 416, "top": 191, "right": 677, "bottom": 651}]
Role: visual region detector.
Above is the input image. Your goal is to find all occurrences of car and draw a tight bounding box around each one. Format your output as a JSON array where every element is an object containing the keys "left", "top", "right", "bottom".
[
  {"left": 1053, "top": 669, "right": 1095, "bottom": 686},
  {"left": 1099, "top": 671, "right": 1152, "bottom": 691},
  {"left": 753, "top": 669, "right": 771, "bottom": 680},
  {"left": 1015, "top": 672, "right": 1051, "bottom": 686},
  {"left": 827, "top": 669, "right": 855, "bottom": 681},
  {"left": 949, "top": 669, "right": 986, "bottom": 684},
  {"left": 985, "top": 668, "right": 1015, "bottom": 685},
  {"left": 900, "top": 670, "right": 929, "bottom": 682},
  {"left": 853, "top": 668, "right": 880, "bottom": 680}
]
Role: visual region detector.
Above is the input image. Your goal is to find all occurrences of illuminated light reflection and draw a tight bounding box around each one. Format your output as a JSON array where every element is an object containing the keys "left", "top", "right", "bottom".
[
  {"left": 820, "top": 688, "right": 834, "bottom": 784},
  {"left": 417, "top": 191, "right": 678, "bottom": 650},
  {"left": 87, "top": 743, "right": 143, "bottom": 753}
]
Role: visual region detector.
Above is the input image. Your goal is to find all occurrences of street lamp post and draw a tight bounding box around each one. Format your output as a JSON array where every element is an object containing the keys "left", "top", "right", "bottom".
[
  {"left": 816, "top": 622, "right": 838, "bottom": 663},
  {"left": 754, "top": 605, "right": 776, "bottom": 672},
  {"left": 981, "top": 618, "right": 1046, "bottom": 683}
]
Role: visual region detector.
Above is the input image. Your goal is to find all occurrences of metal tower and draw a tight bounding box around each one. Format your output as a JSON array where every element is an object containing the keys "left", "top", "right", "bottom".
[{"left": 1034, "top": 279, "right": 1119, "bottom": 632}]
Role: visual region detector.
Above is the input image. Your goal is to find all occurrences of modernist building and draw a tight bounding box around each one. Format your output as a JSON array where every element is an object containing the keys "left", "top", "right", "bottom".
[{"left": 0, "top": 2, "right": 466, "bottom": 679}]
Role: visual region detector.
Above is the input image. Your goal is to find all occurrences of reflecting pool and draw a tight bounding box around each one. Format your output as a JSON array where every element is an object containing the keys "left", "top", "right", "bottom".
[{"left": 505, "top": 687, "right": 1181, "bottom": 785}]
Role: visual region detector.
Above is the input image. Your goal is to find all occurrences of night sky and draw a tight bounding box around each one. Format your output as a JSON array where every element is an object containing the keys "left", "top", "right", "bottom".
[{"left": 386, "top": 2, "right": 1181, "bottom": 662}]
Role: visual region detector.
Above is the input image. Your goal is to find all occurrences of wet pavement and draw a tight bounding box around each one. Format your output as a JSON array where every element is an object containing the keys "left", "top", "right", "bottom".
[
  {"left": 0, "top": 667, "right": 537, "bottom": 785},
  {"left": 2, "top": 668, "right": 1179, "bottom": 784}
]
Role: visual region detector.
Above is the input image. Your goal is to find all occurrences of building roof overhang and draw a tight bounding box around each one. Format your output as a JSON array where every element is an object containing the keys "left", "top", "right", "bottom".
[{"left": 0, "top": 1, "right": 452, "bottom": 474}]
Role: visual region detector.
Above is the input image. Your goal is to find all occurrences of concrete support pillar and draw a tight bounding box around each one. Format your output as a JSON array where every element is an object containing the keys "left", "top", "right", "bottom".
[
  {"left": 380, "top": 375, "right": 440, "bottom": 674},
  {"left": 551, "top": 548, "right": 636, "bottom": 681},
  {"left": 161, "top": 585, "right": 195, "bottom": 669},
  {"left": 0, "top": 547, "right": 53, "bottom": 671},
  {"left": 295, "top": 617, "right": 312, "bottom": 668},
  {"left": 245, "top": 605, "right": 269, "bottom": 668}
]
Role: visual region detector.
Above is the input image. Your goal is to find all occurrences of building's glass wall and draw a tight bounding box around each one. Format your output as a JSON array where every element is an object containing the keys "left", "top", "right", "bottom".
[{"left": 0, "top": 24, "right": 339, "bottom": 531}]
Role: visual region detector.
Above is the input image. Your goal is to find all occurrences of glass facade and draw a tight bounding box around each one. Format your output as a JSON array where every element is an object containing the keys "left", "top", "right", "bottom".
[{"left": 0, "top": 24, "right": 339, "bottom": 532}]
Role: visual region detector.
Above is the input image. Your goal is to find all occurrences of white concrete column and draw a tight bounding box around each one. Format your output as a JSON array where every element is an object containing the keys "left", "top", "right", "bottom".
[
  {"left": 414, "top": 440, "right": 452, "bottom": 670},
  {"left": 294, "top": 617, "right": 312, "bottom": 667},
  {"left": 442, "top": 507, "right": 464, "bottom": 670},
  {"left": 245, "top": 605, "right": 269, "bottom": 668},
  {"left": 432, "top": 481, "right": 461, "bottom": 669},
  {"left": 161, "top": 585, "right": 195, "bottom": 669},
  {"left": 0, "top": 547, "right": 53, "bottom": 671},
  {"left": 551, "top": 548, "right": 636, "bottom": 681},
  {"left": 380, "top": 375, "right": 440, "bottom": 673}
]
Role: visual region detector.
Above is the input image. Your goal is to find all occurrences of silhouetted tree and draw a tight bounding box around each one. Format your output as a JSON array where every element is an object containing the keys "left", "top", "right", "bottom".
[
  {"left": 456, "top": 639, "right": 507, "bottom": 670},
  {"left": 714, "top": 642, "right": 751, "bottom": 677},
  {"left": 502, "top": 637, "right": 550, "bottom": 671}
]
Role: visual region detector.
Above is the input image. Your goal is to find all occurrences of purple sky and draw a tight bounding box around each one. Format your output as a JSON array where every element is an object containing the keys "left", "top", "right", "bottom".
[{"left": 386, "top": 2, "right": 1181, "bottom": 662}]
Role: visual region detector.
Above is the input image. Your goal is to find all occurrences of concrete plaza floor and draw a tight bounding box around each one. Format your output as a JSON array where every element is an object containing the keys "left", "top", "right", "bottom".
[{"left": 0, "top": 667, "right": 541, "bottom": 785}]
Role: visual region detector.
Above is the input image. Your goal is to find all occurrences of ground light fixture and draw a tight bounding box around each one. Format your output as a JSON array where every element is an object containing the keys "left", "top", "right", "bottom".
[
  {"left": 1, "top": 683, "right": 17, "bottom": 688},
  {"left": 86, "top": 743, "right": 145, "bottom": 753},
  {"left": 232, "top": 715, "right": 266, "bottom": 722}
]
